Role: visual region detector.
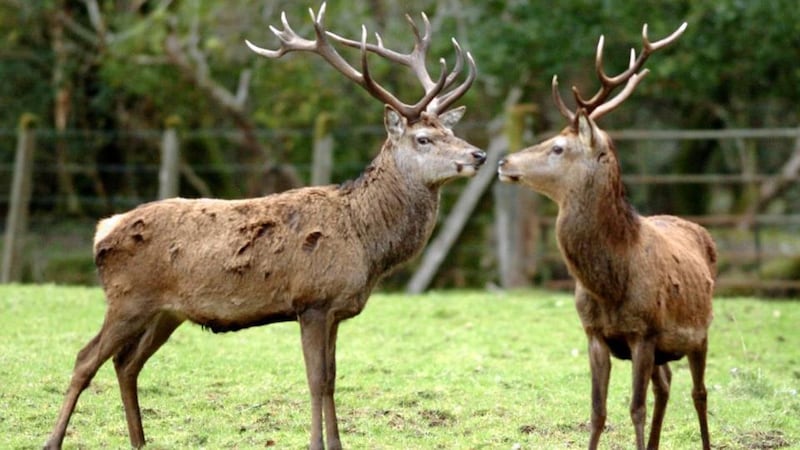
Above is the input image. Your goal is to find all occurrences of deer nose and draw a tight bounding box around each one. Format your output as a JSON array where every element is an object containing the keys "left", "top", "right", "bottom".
[
  {"left": 498, "top": 158, "right": 507, "bottom": 167},
  {"left": 472, "top": 150, "right": 487, "bottom": 165}
]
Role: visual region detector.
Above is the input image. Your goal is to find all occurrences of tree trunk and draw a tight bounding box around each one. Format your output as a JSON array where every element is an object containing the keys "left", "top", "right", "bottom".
[{"left": 51, "top": 3, "right": 82, "bottom": 215}]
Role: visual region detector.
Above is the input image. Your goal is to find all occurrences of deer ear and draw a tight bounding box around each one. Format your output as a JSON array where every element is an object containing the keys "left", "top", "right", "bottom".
[
  {"left": 384, "top": 105, "right": 406, "bottom": 138},
  {"left": 439, "top": 106, "right": 466, "bottom": 130},
  {"left": 576, "top": 110, "right": 595, "bottom": 149}
]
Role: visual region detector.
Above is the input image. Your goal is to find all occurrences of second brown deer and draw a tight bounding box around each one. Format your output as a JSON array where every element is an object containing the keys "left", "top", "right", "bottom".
[
  {"left": 43, "top": 4, "right": 485, "bottom": 450},
  {"left": 498, "top": 23, "right": 715, "bottom": 449}
]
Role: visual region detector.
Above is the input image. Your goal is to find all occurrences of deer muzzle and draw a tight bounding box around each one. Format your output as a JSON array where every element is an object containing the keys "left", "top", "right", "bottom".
[
  {"left": 456, "top": 150, "right": 487, "bottom": 175},
  {"left": 497, "top": 157, "right": 521, "bottom": 183}
]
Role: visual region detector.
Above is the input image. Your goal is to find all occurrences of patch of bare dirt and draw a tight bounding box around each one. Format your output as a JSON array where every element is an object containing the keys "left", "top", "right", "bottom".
[
  {"left": 735, "top": 430, "right": 791, "bottom": 449},
  {"left": 419, "top": 409, "right": 455, "bottom": 427}
]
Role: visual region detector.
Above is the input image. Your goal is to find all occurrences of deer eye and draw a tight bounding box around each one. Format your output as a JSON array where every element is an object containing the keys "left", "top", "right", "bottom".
[
  {"left": 552, "top": 145, "right": 564, "bottom": 155},
  {"left": 416, "top": 136, "right": 432, "bottom": 145}
]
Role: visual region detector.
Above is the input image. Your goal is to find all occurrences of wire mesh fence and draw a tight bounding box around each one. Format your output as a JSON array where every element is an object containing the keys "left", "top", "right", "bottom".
[{"left": 2, "top": 123, "right": 799, "bottom": 295}]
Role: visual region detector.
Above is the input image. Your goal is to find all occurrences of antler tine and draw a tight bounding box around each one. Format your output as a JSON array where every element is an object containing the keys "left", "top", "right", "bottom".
[
  {"left": 406, "top": 12, "right": 432, "bottom": 51},
  {"left": 245, "top": 5, "right": 342, "bottom": 65},
  {"left": 407, "top": 12, "right": 436, "bottom": 90},
  {"left": 306, "top": 3, "right": 365, "bottom": 85},
  {"left": 590, "top": 69, "right": 650, "bottom": 120},
  {"left": 357, "top": 25, "right": 425, "bottom": 119},
  {"left": 430, "top": 45, "right": 476, "bottom": 114},
  {"left": 326, "top": 12, "right": 436, "bottom": 90},
  {"left": 245, "top": 11, "right": 311, "bottom": 58},
  {"left": 413, "top": 57, "right": 451, "bottom": 115},
  {"left": 443, "top": 38, "right": 465, "bottom": 88},
  {"left": 566, "top": 22, "right": 687, "bottom": 118},
  {"left": 552, "top": 75, "right": 576, "bottom": 123},
  {"left": 353, "top": 23, "right": 449, "bottom": 119},
  {"left": 572, "top": 32, "right": 637, "bottom": 108},
  {"left": 324, "top": 10, "right": 476, "bottom": 115},
  {"left": 418, "top": 12, "right": 432, "bottom": 45},
  {"left": 598, "top": 21, "right": 687, "bottom": 88},
  {"left": 646, "top": 21, "right": 688, "bottom": 52}
]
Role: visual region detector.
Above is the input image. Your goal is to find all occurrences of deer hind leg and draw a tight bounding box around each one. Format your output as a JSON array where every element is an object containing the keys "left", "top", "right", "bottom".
[
  {"left": 113, "top": 311, "right": 184, "bottom": 449},
  {"left": 587, "top": 335, "right": 611, "bottom": 450},
  {"left": 43, "top": 308, "right": 151, "bottom": 450},
  {"left": 647, "top": 363, "right": 672, "bottom": 450},
  {"left": 630, "top": 339, "right": 656, "bottom": 450},
  {"left": 688, "top": 344, "right": 710, "bottom": 450}
]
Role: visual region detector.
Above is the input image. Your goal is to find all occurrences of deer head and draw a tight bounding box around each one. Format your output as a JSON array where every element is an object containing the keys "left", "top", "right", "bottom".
[
  {"left": 498, "top": 23, "right": 687, "bottom": 204},
  {"left": 246, "top": 3, "right": 484, "bottom": 186}
]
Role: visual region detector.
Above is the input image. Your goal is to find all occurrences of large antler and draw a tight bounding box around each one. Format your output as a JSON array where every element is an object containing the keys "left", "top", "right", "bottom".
[
  {"left": 245, "top": 3, "right": 476, "bottom": 121},
  {"left": 553, "top": 22, "right": 687, "bottom": 123},
  {"left": 325, "top": 13, "right": 476, "bottom": 116}
]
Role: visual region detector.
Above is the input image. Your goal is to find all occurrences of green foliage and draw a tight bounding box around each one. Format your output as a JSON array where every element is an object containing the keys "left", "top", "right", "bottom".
[
  {"left": 1, "top": 286, "right": 798, "bottom": 448},
  {"left": 678, "top": 0, "right": 800, "bottom": 127},
  {"left": 0, "top": 2, "right": 53, "bottom": 127},
  {"left": 1, "top": 1, "right": 799, "bottom": 284},
  {"left": 2, "top": 1, "right": 798, "bottom": 131}
]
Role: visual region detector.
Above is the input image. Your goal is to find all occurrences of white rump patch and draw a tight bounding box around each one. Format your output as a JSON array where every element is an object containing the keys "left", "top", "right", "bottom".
[{"left": 93, "top": 214, "right": 125, "bottom": 250}]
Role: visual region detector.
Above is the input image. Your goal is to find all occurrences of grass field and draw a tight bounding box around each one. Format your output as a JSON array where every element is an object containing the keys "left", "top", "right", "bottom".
[{"left": 1, "top": 285, "right": 798, "bottom": 449}]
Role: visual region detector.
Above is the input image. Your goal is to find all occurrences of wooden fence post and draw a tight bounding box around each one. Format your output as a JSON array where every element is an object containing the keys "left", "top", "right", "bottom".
[
  {"left": 158, "top": 115, "right": 181, "bottom": 200},
  {"left": 493, "top": 103, "right": 537, "bottom": 289},
  {"left": 2, "top": 114, "right": 37, "bottom": 283},
  {"left": 312, "top": 113, "right": 333, "bottom": 186}
]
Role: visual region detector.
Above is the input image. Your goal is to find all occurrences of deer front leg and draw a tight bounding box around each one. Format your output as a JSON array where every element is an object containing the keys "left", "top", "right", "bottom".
[
  {"left": 323, "top": 321, "right": 342, "bottom": 450},
  {"left": 587, "top": 335, "right": 610, "bottom": 450},
  {"left": 688, "top": 344, "right": 711, "bottom": 450},
  {"left": 647, "top": 363, "right": 672, "bottom": 450},
  {"left": 299, "top": 308, "right": 329, "bottom": 450},
  {"left": 630, "top": 339, "right": 656, "bottom": 450}
]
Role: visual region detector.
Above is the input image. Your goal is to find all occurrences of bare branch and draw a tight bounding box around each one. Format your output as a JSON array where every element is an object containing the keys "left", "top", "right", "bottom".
[
  {"left": 235, "top": 69, "right": 252, "bottom": 109},
  {"left": 81, "top": 0, "right": 108, "bottom": 40},
  {"left": 56, "top": 10, "right": 100, "bottom": 46}
]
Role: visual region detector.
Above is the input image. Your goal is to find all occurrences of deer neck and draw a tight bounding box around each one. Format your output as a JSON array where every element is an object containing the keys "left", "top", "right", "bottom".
[
  {"left": 555, "top": 162, "right": 641, "bottom": 299},
  {"left": 342, "top": 143, "right": 440, "bottom": 278}
]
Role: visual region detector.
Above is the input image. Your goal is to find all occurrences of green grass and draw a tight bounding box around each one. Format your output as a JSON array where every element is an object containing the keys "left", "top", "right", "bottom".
[{"left": 1, "top": 285, "right": 798, "bottom": 449}]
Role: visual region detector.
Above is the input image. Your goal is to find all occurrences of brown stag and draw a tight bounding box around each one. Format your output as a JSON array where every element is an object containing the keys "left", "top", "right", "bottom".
[
  {"left": 43, "top": 4, "right": 485, "bottom": 450},
  {"left": 498, "top": 23, "right": 715, "bottom": 449}
]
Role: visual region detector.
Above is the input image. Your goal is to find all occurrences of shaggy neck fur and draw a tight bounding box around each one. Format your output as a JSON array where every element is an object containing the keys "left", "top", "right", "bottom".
[
  {"left": 556, "top": 147, "right": 641, "bottom": 300},
  {"left": 341, "top": 140, "right": 439, "bottom": 279}
]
